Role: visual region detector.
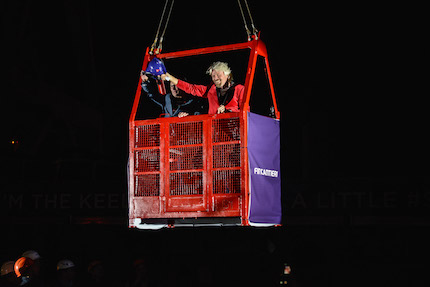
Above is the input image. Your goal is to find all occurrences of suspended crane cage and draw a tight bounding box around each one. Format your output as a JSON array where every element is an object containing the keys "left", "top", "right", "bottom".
[{"left": 128, "top": 2, "right": 281, "bottom": 228}]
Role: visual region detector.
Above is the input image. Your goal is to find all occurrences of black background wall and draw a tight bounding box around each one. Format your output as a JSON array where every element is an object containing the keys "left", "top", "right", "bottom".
[{"left": 1, "top": 1, "right": 427, "bottom": 286}]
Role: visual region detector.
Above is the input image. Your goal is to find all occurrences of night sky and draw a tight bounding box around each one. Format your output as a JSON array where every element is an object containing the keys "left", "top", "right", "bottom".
[{"left": 1, "top": 1, "right": 428, "bottom": 286}]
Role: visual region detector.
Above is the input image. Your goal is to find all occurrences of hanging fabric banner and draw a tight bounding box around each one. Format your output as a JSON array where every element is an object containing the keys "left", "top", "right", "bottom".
[{"left": 247, "top": 112, "right": 282, "bottom": 224}]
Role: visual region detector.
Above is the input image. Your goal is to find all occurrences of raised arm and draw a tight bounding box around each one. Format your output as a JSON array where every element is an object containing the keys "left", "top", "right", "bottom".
[
  {"left": 140, "top": 72, "right": 164, "bottom": 109},
  {"left": 161, "top": 73, "right": 209, "bottom": 98}
]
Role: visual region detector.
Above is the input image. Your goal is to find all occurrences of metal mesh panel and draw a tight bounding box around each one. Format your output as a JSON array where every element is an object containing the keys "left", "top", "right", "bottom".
[
  {"left": 135, "top": 174, "right": 160, "bottom": 196},
  {"left": 213, "top": 143, "right": 241, "bottom": 168},
  {"left": 213, "top": 170, "right": 241, "bottom": 194},
  {"left": 170, "top": 172, "right": 203, "bottom": 195},
  {"left": 135, "top": 124, "right": 160, "bottom": 148},
  {"left": 135, "top": 149, "right": 160, "bottom": 172},
  {"left": 170, "top": 121, "right": 203, "bottom": 146},
  {"left": 212, "top": 117, "right": 240, "bottom": 143},
  {"left": 170, "top": 146, "right": 203, "bottom": 171}
]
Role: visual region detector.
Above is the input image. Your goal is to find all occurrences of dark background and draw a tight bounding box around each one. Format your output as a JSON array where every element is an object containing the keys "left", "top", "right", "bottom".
[{"left": 1, "top": 0, "right": 427, "bottom": 286}]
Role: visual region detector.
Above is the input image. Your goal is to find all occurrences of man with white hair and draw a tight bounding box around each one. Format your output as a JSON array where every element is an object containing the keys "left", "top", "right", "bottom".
[{"left": 161, "top": 61, "right": 245, "bottom": 114}]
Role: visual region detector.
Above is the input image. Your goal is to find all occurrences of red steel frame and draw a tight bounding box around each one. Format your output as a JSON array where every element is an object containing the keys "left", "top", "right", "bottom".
[{"left": 129, "top": 36, "right": 279, "bottom": 227}]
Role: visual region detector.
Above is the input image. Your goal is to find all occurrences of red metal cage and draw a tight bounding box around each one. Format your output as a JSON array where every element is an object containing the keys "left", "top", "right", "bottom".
[{"left": 129, "top": 37, "right": 280, "bottom": 228}]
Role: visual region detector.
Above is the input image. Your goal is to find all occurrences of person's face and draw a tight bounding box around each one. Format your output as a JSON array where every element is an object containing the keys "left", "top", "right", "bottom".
[
  {"left": 59, "top": 268, "right": 75, "bottom": 282},
  {"left": 170, "top": 82, "right": 181, "bottom": 98},
  {"left": 211, "top": 70, "right": 228, "bottom": 88}
]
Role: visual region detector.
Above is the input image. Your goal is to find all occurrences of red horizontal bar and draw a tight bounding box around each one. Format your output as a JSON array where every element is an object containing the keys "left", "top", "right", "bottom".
[
  {"left": 157, "top": 41, "right": 254, "bottom": 60},
  {"left": 134, "top": 171, "right": 161, "bottom": 175},
  {"left": 212, "top": 167, "right": 242, "bottom": 171},
  {"left": 168, "top": 143, "right": 203, "bottom": 148},
  {"left": 211, "top": 141, "right": 241, "bottom": 146},
  {"left": 167, "top": 169, "right": 205, "bottom": 173},
  {"left": 133, "top": 147, "right": 161, "bottom": 151}
]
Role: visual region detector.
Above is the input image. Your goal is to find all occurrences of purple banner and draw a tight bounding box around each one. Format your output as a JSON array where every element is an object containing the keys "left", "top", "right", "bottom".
[{"left": 247, "top": 112, "right": 282, "bottom": 224}]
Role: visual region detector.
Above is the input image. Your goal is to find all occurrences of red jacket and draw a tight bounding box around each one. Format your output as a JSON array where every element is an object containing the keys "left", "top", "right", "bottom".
[{"left": 176, "top": 79, "right": 245, "bottom": 114}]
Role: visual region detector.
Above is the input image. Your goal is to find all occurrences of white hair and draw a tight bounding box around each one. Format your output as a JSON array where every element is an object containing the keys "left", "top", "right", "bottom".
[{"left": 206, "top": 61, "right": 232, "bottom": 76}]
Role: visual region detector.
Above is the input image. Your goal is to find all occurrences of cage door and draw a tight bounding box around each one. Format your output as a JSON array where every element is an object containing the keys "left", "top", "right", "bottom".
[{"left": 165, "top": 121, "right": 208, "bottom": 212}]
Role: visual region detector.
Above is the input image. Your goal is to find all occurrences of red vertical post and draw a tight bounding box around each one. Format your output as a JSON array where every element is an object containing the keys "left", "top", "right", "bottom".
[
  {"left": 241, "top": 40, "right": 259, "bottom": 113},
  {"left": 241, "top": 111, "right": 250, "bottom": 225},
  {"left": 264, "top": 56, "right": 280, "bottom": 119}
]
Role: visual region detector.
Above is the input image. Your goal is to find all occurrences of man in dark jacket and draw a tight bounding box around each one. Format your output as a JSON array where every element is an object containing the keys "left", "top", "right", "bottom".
[{"left": 140, "top": 73, "right": 203, "bottom": 118}]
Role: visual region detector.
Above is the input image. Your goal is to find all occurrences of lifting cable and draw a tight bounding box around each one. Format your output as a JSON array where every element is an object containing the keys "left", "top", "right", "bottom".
[
  {"left": 150, "top": 0, "right": 257, "bottom": 54},
  {"left": 150, "top": 0, "right": 175, "bottom": 54},
  {"left": 237, "top": 0, "right": 258, "bottom": 41}
]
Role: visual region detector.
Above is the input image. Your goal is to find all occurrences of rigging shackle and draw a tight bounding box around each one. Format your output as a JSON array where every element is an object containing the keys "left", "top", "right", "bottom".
[
  {"left": 150, "top": 0, "right": 175, "bottom": 55},
  {"left": 237, "top": 0, "right": 258, "bottom": 41}
]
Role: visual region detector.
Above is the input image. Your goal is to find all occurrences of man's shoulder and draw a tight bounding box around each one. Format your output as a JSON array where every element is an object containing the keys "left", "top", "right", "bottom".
[{"left": 234, "top": 84, "right": 245, "bottom": 93}]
